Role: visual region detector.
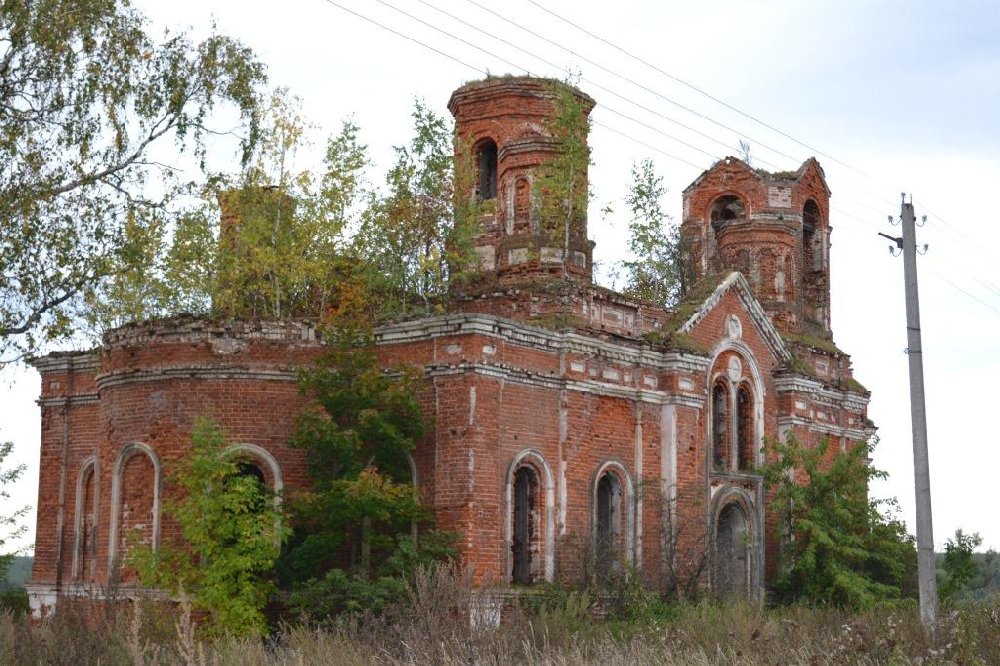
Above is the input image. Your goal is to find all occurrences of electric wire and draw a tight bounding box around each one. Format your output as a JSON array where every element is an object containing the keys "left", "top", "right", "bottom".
[
  {"left": 317, "top": 0, "right": 1000, "bottom": 318},
  {"left": 924, "top": 266, "right": 1000, "bottom": 317},
  {"left": 316, "top": 0, "right": 703, "bottom": 171},
  {"left": 508, "top": 0, "right": 1000, "bottom": 303},
  {"left": 518, "top": 0, "right": 958, "bottom": 225},
  {"left": 523, "top": 0, "right": 878, "bottom": 182},
  {"left": 453, "top": 0, "right": 801, "bottom": 166},
  {"left": 314, "top": 0, "right": 484, "bottom": 77},
  {"left": 383, "top": 0, "right": 741, "bottom": 165},
  {"left": 450, "top": 0, "right": 943, "bottom": 230}
]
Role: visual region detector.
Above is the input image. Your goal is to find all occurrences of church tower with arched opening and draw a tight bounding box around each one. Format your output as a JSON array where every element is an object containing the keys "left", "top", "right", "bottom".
[
  {"left": 448, "top": 77, "right": 596, "bottom": 283},
  {"left": 680, "top": 157, "right": 833, "bottom": 337}
]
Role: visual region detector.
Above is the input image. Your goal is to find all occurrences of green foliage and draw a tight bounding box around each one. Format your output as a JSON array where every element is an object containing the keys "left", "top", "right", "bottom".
[
  {"left": 0, "top": 441, "right": 29, "bottom": 582},
  {"left": 535, "top": 80, "right": 591, "bottom": 275},
  {"left": 281, "top": 326, "right": 455, "bottom": 619},
  {"left": 622, "top": 159, "right": 682, "bottom": 308},
  {"left": 0, "top": 556, "right": 31, "bottom": 590},
  {"left": 938, "top": 529, "right": 983, "bottom": 602},
  {"left": 132, "top": 418, "right": 288, "bottom": 636},
  {"left": 0, "top": 0, "right": 265, "bottom": 360},
  {"left": 354, "top": 100, "right": 471, "bottom": 316},
  {"left": 760, "top": 435, "right": 917, "bottom": 609},
  {"left": 287, "top": 533, "right": 456, "bottom": 619},
  {"left": 783, "top": 332, "right": 843, "bottom": 356},
  {"left": 86, "top": 93, "right": 475, "bottom": 330},
  {"left": 86, "top": 89, "right": 371, "bottom": 328}
]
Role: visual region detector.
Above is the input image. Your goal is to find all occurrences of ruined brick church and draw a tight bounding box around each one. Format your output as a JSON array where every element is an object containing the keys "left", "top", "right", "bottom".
[{"left": 27, "top": 77, "right": 872, "bottom": 617}]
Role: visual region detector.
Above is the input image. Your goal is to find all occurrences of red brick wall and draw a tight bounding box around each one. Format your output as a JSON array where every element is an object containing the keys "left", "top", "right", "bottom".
[{"left": 449, "top": 77, "right": 595, "bottom": 282}]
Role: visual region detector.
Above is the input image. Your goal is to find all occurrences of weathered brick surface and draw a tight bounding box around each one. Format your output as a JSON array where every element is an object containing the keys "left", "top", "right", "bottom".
[
  {"left": 449, "top": 77, "right": 595, "bottom": 283},
  {"left": 682, "top": 157, "right": 833, "bottom": 336},
  {"left": 28, "top": 79, "right": 873, "bottom": 617}
]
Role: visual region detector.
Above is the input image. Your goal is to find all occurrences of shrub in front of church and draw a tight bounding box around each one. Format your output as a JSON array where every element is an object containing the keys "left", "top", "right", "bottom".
[{"left": 278, "top": 326, "right": 456, "bottom": 621}]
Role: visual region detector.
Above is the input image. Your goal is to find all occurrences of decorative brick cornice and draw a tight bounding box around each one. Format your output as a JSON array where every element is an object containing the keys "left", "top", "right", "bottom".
[
  {"left": 376, "top": 313, "right": 710, "bottom": 374},
  {"left": 425, "top": 362, "right": 705, "bottom": 408},
  {"left": 777, "top": 415, "right": 868, "bottom": 441},
  {"left": 95, "top": 366, "right": 299, "bottom": 390},
  {"left": 102, "top": 316, "right": 319, "bottom": 350},
  {"left": 29, "top": 351, "right": 99, "bottom": 374},
  {"left": 37, "top": 394, "right": 100, "bottom": 407},
  {"left": 773, "top": 374, "right": 870, "bottom": 412}
]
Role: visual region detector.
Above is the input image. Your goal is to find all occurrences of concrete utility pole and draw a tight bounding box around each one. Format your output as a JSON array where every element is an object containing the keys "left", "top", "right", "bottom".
[{"left": 880, "top": 195, "right": 937, "bottom": 628}]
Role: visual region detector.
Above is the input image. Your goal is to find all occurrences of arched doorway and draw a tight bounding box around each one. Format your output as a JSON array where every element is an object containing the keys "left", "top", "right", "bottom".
[{"left": 715, "top": 502, "right": 750, "bottom": 596}]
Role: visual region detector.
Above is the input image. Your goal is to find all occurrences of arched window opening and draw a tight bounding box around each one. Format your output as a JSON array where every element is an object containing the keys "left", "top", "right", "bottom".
[
  {"left": 595, "top": 472, "right": 623, "bottom": 577},
  {"left": 802, "top": 200, "right": 822, "bottom": 272},
  {"left": 737, "top": 386, "right": 755, "bottom": 471},
  {"left": 715, "top": 502, "right": 750, "bottom": 597},
  {"left": 73, "top": 461, "right": 97, "bottom": 581},
  {"left": 230, "top": 460, "right": 268, "bottom": 514},
  {"left": 477, "top": 140, "right": 498, "bottom": 201},
  {"left": 236, "top": 460, "right": 265, "bottom": 485},
  {"left": 710, "top": 195, "right": 745, "bottom": 231},
  {"left": 511, "top": 465, "right": 539, "bottom": 585},
  {"left": 712, "top": 381, "right": 730, "bottom": 470}
]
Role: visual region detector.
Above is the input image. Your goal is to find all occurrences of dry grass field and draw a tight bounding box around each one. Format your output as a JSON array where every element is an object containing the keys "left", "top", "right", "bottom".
[{"left": 2, "top": 569, "right": 998, "bottom": 665}]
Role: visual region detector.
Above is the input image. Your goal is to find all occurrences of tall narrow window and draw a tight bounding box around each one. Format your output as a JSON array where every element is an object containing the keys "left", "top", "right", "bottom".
[
  {"left": 73, "top": 461, "right": 97, "bottom": 581},
  {"left": 712, "top": 382, "right": 729, "bottom": 470},
  {"left": 737, "top": 386, "right": 754, "bottom": 471},
  {"left": 477, "top": 140, "right": 498, "bottom": 200},
  {"left": 108, "top": 443, "right": 161, "bottom": 579},
  {"left": 595, "top": 472, "right": 623, "bottom": 576},
  {"left": 802, "top": 200, "right": 821, "bottom": 271},
  {"left": 232, "top": 461, "right": 267, "bottom": 513},
  {"left": 512, "top": 466, "right": 536, "bottom": 584}
]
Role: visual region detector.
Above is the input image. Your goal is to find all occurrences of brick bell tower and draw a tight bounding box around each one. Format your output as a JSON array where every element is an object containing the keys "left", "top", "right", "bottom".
[
  {"left": 680, "top": 157, "right": 833, "bottom": 337},
  {"left": 448, "top": 77, "right": 596, "bottom": 283}
]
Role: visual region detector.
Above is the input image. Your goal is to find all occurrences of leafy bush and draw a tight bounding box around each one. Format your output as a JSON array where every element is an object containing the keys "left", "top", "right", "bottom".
[
  {"left": 133, "top": 418, "right": 289, "bottom": 636},
  {"left": 760, "top": 435, "right": 917, "bottom": 609},
  {"left": 280, "top": 326, "right": 455, "bottom": 621}
]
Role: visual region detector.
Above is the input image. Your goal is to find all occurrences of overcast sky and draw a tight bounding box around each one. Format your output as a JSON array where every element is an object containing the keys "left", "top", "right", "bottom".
[{"left": 3, "top": 0, "right": 999, "bottom": 555}]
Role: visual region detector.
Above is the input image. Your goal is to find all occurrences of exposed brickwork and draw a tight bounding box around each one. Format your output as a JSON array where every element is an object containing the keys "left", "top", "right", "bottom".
[
  {"left": 449, "top": 77, "right": 596, "bottom": 283},
  {"left": 28, "top": 78, "right": 873, "bottom": 618},
  {"left": 682, "top": 157, "right": 833, "bottom": 336}
]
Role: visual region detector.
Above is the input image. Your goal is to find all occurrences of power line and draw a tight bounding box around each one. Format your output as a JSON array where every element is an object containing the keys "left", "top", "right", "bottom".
[
  {"left": 373, "top": 0, "right": 535, "bottom": 76},
  {"left": 455, "top": 0, "right": 954, "bottom": 235},
  {"left": 592, "top": 120, "right": 705, "bottom": 171},
  {"left": 317, "top": 0, "right": 706, "bottom": 172},
  {"left": 456, "top": 0, "right": 802, "bottom": 167},
  {"left": 315, "top": 0, "right": 484, "bottom": 77},
  {"left": 374, "top": 0, "right": 745, "bottom": 165},
  {"left": 520, "top": 0, "right": 1000, "bottom": 277},
  {"left": 522, "top": 0, "right": 877, "bottom": 182},
  {"left": 319, "top": 0, "right": 1000, "bottom": 316},
  {"left": 925, "top": 266, "right": 1000, "bottom": 317},
  {"left": 398, "top": 0, "right": 744, "bottom": 165},
  {"left": 919, "top": 203, "right": 1000, "bottom": 269}
]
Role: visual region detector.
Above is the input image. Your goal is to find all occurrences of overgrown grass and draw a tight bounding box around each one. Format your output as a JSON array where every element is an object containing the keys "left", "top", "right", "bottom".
[{"left": 2, "top": 571, "right": 999, "bottom": 665}]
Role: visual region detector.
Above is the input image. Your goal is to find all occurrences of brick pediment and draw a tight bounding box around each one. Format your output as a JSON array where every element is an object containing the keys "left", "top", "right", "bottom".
[{"left": 676, "top": 271, "right": 790, "bottom": 364}]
